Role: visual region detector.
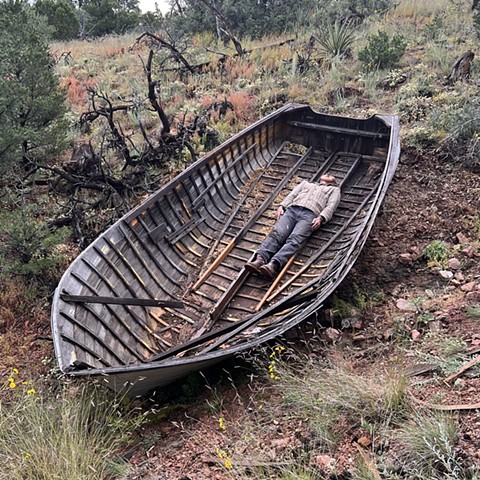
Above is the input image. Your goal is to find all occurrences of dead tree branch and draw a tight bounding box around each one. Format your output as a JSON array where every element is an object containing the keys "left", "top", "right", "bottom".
[
  {"left": 197, "top": 0, "right": 244, "bottom": 56},
  {"left": 134, "top": 31, "right": 195, "bottom": 73},
  {"left": 145, "top": 49, "right": 171, "bottom": 135},
  {"left": 81, "top": 88, "right": 138, "bottom": 167}
]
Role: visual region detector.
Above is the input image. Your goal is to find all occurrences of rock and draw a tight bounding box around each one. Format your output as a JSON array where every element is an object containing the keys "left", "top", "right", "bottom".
[
  {"left": 270, "top": 437, "right": 292, "bottom": 448},
  {"left": 396, "top": 298, "right": 417, "bottom": 311},
  {"left": 352, "top": 319, "right": 363, "bottom": 329},
  {"left": 324, "top": 328, "right": 341, "bottom": 342},
  {"left": 439, "top": 270, "right": 454, "bottom": 279},
  {"left": 398, "top": 253, "right": 414, "bottom": 264},
  {"left": 466, "top": 291, "right": 480, "bottom": 301},
  {"left": 411, "top": 329, "right": 421, "bottom": 341},
  {"left": 315, "top": 454, "right": 336, "bottom": 471},
  {"left": 448, "top": 258, "right": 461, "bottom": 270},
  {"left": 454, "top": 272, "right": 465, "bottom": 282},
  {"left": 357, "top": 435, "right": 372, "bottom": 448},
  {"left": 462, "top": 245, "right": 476, "bottom": 258},
  {"left": 461, "top": 281, "right": 476, "bottom": 292},
  {"left": 456, "top": 232, "right": 469, "bottom": 244},
  {"left": 429, "top": 320, "right": 443, "bottom": 333}
]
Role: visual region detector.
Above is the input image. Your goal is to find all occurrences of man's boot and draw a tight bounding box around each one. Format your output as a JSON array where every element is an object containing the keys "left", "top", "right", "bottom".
[
  {"left": 245, "top": 255, "right": 266, "bottom": 273},
  {"left": 259, "top": 260, "right": 280, "bottom": 279}
]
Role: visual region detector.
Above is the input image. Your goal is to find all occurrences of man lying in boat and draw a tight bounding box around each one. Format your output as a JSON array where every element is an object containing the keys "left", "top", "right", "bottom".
[{"left": 245, "top": 174, "right": 341, "bottom": 279}]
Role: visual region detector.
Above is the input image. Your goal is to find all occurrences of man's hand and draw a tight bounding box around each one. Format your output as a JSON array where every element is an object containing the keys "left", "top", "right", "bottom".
[
  {"left": 276, "top": 205, "right": 285, "bottom": 219},
  {"left": 311, "top": 216, "right": 323, "bottom": 231}
]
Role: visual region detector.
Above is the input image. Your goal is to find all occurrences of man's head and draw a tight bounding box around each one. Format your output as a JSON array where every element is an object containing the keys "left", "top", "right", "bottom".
[{"left": 319, "top": 174, "right": 337, "bottom": 186}]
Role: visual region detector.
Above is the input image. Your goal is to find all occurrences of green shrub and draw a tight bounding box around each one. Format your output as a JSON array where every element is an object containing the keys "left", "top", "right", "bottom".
[
  {"left": 0, "top": 203, "right": 69, "bottom": 283},
  {"left": 358, "top": 30, "right": 407, "bottom": 71},
  {"left": 422, "top": 240, "right": 451, "bottom": 268},
  {"left": 395, "top": 411, "right": 463, "bottom": 479},
  {"left": 423, "top": 14, "right": 445, "bottom": 42}
]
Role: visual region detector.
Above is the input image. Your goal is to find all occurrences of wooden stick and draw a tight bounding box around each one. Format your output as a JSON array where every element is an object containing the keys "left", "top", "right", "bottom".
[
  {"left": 444, "top": 354, "right": 480, "bottom": 383},
  {"left": 191, "top": 238, "right": 235, "bottom": 290},
  {"left": 354, "top": 444, "right": 382, "bottom": 480},
  {"left": 409, "top": 392, "right": 480, "bottom": 411},
  {"left": 255, "top": 256, "right": 296, "bottom": 311}
]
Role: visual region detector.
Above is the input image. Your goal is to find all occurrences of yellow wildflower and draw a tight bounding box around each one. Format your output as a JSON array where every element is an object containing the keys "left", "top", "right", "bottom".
[
  {"left": 12, "top": 368, "right": 19, "bottom": 375},
  {"left": 218, "top": 417, "right": 226, "bottom": 430},
  {"left": 9, "top": 382, "right": 16, "bottom": 389},
  {"left": 27, "top": 388, "right": 36, "bottom": 395},
  {"left": 215, "top": 448, "right": 233, "bottom": 470}
]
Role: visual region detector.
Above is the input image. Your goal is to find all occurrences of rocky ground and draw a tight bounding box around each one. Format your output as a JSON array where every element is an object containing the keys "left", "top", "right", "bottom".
[
  {"left": 1, "top": 148, "right": 478, "bottom": 479},
  {"left": 121, "top": 151, "right": 480, "bottom": 479}
]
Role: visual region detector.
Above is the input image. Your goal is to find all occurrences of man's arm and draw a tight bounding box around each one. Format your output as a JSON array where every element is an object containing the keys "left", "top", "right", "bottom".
[
  {"left": 320, "top": 187, "right": 341, "bottom": 222},
  {"left": 311, "top": 187, "right": 341, "bottom": 230}
]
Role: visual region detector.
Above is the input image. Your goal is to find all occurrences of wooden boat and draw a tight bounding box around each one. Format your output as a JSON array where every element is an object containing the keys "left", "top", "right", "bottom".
[{"left": 51, "top": 103, "right": 400, "bottom": 396}]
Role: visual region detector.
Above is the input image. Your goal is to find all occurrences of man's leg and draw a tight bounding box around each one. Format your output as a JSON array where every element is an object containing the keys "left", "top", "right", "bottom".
[
  {"left": 270, "top": 208, "right": 316, "bottom": 267},
  {"left": 255, "top": 207, "right": 298, "bottom": 262}
]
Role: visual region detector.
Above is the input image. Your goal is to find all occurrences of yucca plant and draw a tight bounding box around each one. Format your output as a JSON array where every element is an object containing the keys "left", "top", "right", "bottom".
[{"left": 314, "top": 20, "right": 357, "bottom": 58}]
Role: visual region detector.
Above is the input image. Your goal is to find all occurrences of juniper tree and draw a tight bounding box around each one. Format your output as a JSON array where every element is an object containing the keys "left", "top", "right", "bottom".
[{"left": 0, "top": 0, "right": 68, "bottom": 176}]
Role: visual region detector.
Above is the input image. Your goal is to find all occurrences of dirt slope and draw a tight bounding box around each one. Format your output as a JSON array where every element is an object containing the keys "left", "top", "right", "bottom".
[{"left": 123, "top": 150, "right": 480, "bottom": 479}]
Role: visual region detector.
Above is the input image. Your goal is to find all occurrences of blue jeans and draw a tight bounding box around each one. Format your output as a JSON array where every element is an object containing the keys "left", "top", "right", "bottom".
[{"left": 256, "top": 206, "right": 316, "bottom": 268}]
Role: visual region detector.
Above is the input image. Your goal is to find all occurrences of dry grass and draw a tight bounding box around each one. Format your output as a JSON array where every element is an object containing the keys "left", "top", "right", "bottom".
[
  {"left": 0, "top": 378, "right": 144, "bottom": 480},
  {"left": 394, "top": 410, "right": 463, "bottom": 479}
]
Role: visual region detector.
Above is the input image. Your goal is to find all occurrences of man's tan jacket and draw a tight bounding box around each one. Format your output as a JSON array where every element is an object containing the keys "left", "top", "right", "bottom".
[{"left": 280, "top": 181, "right": 341, "bottom": 222}]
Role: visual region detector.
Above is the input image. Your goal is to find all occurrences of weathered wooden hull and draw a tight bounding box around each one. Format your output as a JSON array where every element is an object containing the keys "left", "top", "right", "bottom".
[{"left": 51, "top": 103, "right": 400, "bottom": 396}]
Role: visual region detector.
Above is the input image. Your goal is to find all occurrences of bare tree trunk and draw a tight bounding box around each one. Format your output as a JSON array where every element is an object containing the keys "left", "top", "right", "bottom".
[
  {"left": 145, "top": 49, "right": 171, "bottom": 135},
  {"left": 447, "top": 50, "right": 475, "bottom": 84}
]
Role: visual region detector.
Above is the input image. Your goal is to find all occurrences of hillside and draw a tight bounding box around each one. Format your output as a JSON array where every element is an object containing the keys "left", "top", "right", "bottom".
[{"left": 1, "top": 0, "right": 480, "bottom": 479}]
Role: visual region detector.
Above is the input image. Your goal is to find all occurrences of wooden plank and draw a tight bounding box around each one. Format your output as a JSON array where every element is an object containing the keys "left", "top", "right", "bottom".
[
  {"left": 60, "top": 294, "right": 183, "bottom": 309},
  {"left": 288, "top": 120, "right": 390, "bottom": 139}
]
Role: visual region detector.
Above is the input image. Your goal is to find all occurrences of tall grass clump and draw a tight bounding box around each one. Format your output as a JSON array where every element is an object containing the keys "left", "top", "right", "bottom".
[
  {"left": 435, "top": 98, "right": 480, "bottom": 170},
  {"left": 394, "top": 411, "right": 465, "bottom": 479},
  {"left": 0, "top": 376, "right": 144, "bottom": 480},
  {"left": 274, "top": 356, "right": 410, "bottom": 448}
]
